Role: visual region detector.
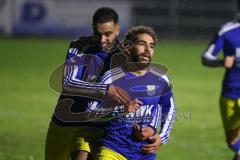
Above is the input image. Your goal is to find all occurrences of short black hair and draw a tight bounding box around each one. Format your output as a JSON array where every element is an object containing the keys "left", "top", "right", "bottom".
[
  {"left": 92, "top": 7, "right": 119, "bottom": 25},
  {"left": 124, "top": 25, "right": 157, "bottom": 44}
]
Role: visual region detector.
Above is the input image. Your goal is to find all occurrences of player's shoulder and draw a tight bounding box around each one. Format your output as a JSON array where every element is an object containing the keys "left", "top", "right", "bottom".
[
  {"left": 70, "top": 36, "right": 93, "bottom": 45},
  {"left": 101, "top": 67, "right": 125, "bottom": 83},
  {"left": 67, "top": 36, "right": 99, "bottom": 56},
  {"left": 218, "top": 21, "right": 240, "bottom": 36},
  {"left": 149, "top": 65, "right": 171, "bottom": 86}
]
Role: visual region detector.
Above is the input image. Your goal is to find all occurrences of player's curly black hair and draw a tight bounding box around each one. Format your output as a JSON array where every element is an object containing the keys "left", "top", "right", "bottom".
[
  {"left": 92, "top": 7, "right": 118, "bottom": 25},
  {"left": 124, "top": 25, "right": 158, "bottom": 44}
]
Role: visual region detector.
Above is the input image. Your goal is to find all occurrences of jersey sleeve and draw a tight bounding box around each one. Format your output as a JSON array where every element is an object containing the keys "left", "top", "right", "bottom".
[
  {"left": 203, "top": 33, "right": 225, "bottom": 60},
  {"left": 148, "top": 104, "right": 162, "bottom": 133},
  {"left": 201, "top": 22, "right": 240, "bottom": 67},
  {"left": 86, "top": 71, "right": 113, "bottom": 110},
  {"left": 158, "top": 77, "right": 176, "bottom": 144},
  {"left": 85, "top": 71, "right": 121, "bottom": 121},
  {"left": 201, "top": 33, "right": 225, "bottom": 67},
  {"left": 62, "top": 39, "right": 108, "bottom": 100}
]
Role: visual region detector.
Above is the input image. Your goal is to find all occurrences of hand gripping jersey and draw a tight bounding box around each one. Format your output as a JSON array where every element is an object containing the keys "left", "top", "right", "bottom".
[
  {"left": 202, "top": 21, "right": 240, "bottom": 99},
  {"left": 88, "top": 66, "right": 176, "bottom": 159}
]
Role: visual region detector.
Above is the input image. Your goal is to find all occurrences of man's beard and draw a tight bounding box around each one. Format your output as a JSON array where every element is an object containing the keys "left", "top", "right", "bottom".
[
  {"left": 127, "top": 52, "right": 151, "bottom": 72},
  {"left": 102, "top": 42, "right": 118, "bottom": 53},
  {"left": 132, "top": 52, "right": 151, "bottom": 64}
]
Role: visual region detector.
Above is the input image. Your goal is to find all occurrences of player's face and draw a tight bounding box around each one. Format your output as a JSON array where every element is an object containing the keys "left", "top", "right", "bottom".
[
  {"left": 130, "top": 33, "right": 155, "bottom": 64},
  {"left": 93, "top": 22, "right": 120, "bottom": 51}
]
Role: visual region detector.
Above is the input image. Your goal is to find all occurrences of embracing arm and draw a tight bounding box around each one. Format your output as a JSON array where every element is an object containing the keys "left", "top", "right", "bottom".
[{"left": 62, "top": 39, "right": 108, "bottom": 99}]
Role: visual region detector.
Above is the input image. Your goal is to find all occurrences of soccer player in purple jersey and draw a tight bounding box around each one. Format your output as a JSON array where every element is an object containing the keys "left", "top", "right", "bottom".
[
  {"left": 202, "top": 1, "right": 240, "bottom": 159},
  {"left": 88, "top": 26, "right": 176, "bottom": 159},
  {"left": 45, "top": 7, "right": 151, "bottom": 160}
]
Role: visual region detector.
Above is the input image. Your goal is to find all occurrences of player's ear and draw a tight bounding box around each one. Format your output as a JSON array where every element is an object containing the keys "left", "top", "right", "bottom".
[
  {"left": 114, "top": 24, "right": 120, "bottom": 36},
  {"left": 124, "top": 42, "right": 132, "bottom": 55}
]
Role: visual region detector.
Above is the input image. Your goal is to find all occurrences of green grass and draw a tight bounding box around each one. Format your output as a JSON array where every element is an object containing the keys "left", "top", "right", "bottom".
[{"left": 0, "top": 37, "right": 233, "bottom": 160}]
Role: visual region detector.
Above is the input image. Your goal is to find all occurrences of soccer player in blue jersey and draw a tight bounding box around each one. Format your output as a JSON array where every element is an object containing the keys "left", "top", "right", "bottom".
[
  {"left": 88, "top": 26, "right": 176, "bottom": 159},
  {"left": 202, "top": 1, "right": 240, "bottom": 159},
  {"left": 46, "top": 7, "right": 121, "bottom": 160},
  {"left": 45, "top": 7, "right": 150, "bottom": 160}
]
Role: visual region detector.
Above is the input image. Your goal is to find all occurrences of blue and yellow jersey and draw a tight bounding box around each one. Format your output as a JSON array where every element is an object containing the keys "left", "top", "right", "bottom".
[
  {"left": 53, "top": 36, "right": 125, "bottom": 125},
  {"left": 88, "top": 66, "right": 176, "bottom": 159},
  {"left": 202, "top": 21, "right": 240, "bottom": 99}
]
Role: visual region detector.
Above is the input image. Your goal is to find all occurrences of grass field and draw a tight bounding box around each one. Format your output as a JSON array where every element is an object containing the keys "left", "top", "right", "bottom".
[{"left": 0, "top": 37, "right": 233, "bottom": 160}]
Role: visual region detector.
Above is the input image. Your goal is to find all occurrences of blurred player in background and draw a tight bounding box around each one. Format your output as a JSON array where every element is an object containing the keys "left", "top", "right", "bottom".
[
  {"left": 88, "top": 26, "right": 176, "bottom": 160},
  {"left": 45, "top": 7, "right": 153, "bottom": 160},
  {"left": 202, "top": 1, "right": 240, "bottom": 159}
]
